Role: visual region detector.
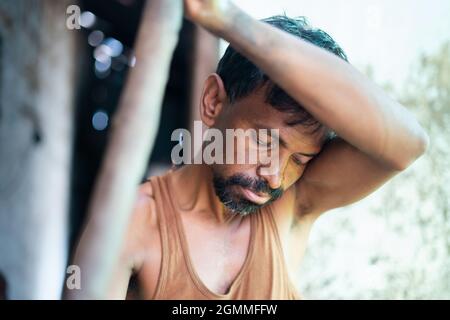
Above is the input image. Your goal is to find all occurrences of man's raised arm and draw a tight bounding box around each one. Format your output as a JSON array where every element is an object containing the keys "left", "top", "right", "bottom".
[{"left": 184, "top": 0, "right": 428, "bottom": 216}]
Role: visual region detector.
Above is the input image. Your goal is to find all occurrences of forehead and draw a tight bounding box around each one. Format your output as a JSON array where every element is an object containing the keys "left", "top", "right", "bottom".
[{"left": 227, "top": 87, "right": 327, "bottom": 152}]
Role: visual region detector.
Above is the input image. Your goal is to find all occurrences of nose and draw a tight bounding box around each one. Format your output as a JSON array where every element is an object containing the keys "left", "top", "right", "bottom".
[
  {"left": 257, "top": 149, "right": 288, "bottom": 190},
  {"left": 257, "top": 165, "right": 283, "bottom": 190},
  {"left": 264, "top": 173, "right": 282, "bottom": 190}
]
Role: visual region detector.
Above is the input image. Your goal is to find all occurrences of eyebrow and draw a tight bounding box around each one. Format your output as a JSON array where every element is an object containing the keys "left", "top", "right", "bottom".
[{"left": 254, "top": 124, "right": 319, "bottom": 157}]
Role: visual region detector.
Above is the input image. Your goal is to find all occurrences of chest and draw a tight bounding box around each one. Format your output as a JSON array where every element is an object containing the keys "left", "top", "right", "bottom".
[
  {"left": 137, "top": 210, "right": 314, "bottom": 298},
  {"left": 181, "top": 214, "right": 252, "bottom": 295}
]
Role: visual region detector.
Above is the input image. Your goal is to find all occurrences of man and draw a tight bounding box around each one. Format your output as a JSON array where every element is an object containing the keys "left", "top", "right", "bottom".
[{"left": 99, "top": 0, "right": 428, "bottom": 299}]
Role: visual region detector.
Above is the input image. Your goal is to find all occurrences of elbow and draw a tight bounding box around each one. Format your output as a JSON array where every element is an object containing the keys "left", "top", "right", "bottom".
[
  {"left": 416, "top": 128, "right": 430, "bottom": 156},
  {"left": 391, "top": 128, "right": 429, "bottom": 171}
]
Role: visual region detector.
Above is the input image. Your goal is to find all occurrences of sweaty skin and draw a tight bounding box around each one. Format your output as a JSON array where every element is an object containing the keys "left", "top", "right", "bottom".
[
  {"left": 111, "top": 91, "right": 326, "bottom": 298},
  {"left": 105, "top": 0, "right": 428, "bottom": 298}
]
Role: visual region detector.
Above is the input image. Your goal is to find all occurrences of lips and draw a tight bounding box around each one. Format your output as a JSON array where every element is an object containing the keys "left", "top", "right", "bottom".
[{"left": 239, "top": 186, "right": 271, "bottom": 205}]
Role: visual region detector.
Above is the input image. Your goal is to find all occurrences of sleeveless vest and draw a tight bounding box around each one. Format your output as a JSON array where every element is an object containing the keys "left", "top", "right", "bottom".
[{"left": 148, "top": 172, "right": 300, "bottom": 300}]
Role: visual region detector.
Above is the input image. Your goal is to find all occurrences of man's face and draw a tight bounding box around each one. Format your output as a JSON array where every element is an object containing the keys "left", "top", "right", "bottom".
[{"left": 209, "top": 86, "right": 328, "bottom": 215}]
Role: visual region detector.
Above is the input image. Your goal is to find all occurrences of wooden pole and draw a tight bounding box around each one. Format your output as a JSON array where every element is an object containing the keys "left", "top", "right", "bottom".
[{"left": 67, "top": 0, "right": 182, "bottom": 299}]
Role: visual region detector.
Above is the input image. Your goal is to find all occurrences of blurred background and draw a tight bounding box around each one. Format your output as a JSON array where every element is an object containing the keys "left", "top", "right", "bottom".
[{"left": 0, "top": 0, "right": 449, "bottom": 299}]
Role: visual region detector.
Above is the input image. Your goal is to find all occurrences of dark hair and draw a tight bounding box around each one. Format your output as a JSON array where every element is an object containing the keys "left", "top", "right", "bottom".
[{"left": 216, "top": 15, "right": 348, "bottom": 136}]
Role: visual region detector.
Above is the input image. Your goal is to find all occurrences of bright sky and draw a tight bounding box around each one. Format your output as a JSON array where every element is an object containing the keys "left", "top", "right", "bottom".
[{"left": 226, "top": 0, "right": 450, "bottom": 89}]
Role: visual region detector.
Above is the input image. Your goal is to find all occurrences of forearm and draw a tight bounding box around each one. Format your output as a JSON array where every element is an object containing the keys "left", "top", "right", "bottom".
[
  {"left": 67, "top": 0, "right": 182, "bottom": 299},
  {"left": 218, "top": 6, "right": 428, "bottom": 169}
]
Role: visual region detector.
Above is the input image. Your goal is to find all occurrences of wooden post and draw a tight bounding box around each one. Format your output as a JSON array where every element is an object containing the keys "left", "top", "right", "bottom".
[
  {"left": 189, "top": 26, "right": 220, "bottom": 131},
  {"left": 68, "top": 0, "right": 183, "bottom": 299},
  {"left": 0, "top": 0, "right": 78, "bottom": 299}
]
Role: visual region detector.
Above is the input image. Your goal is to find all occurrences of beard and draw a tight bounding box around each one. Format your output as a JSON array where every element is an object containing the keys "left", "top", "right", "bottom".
[{"left": 212, "top": 172, "right": 283, "bottom": 216}]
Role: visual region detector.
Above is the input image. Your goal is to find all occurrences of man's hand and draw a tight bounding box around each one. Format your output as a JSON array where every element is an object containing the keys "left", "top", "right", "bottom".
[{"left": 183, "top": 0, "right": 234, "bottom": 34}]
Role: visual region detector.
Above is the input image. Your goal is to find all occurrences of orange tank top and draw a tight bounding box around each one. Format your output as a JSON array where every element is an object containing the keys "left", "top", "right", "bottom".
[{"left": 148, "top": 173, "right": 300, "bottom": 300}]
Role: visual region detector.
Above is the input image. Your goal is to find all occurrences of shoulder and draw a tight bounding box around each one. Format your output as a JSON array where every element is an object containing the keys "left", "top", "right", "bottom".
[
  {"left": 266, "top": 186, "right": 297, "bottom": 234},
  {"left": 123, "top": 179, "right": 160, "bottom": 272},
  {"left": 132, "top": 168, "right": 180, "bottom": 234},
  {"left": 268, "top": 183, "right": 317, "bottom": 234},
  {"left": 132, "top": 180, "right": 158, "bottom": 228}
]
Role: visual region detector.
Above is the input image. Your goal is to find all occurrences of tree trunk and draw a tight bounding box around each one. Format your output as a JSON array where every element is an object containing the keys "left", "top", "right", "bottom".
[
  {"left": 0, "top": 0, "right": 78, "bottom": 299},
  {"left": 68, "top": 0, "right": 182, "bottom": 299}
]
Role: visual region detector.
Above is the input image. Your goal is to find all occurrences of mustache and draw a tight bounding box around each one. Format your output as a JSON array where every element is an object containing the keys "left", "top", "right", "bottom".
[{"left": 217, "top": 173, "right": 283, "bottom": 201}]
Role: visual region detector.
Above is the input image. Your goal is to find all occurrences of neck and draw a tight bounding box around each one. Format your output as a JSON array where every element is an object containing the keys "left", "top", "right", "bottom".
[{"left": 171, "top": 164, "right": 244, "bottom": 225}]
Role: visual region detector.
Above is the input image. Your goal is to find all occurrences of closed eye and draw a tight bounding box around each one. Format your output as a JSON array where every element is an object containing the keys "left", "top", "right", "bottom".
[
  {"left": 292, "top": 154, "right": 314, "bottom": 166},
  {"left": 254, "top": 131, "right": 275, "bottom": 148},
  {"left": 257, "top": 137, "right": 270, "bottom": 147}
]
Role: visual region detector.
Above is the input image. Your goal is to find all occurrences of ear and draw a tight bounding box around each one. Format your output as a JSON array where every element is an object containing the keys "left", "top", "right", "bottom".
[{"left": 199, "top": 73, "right": 227, "bottom": 127}]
